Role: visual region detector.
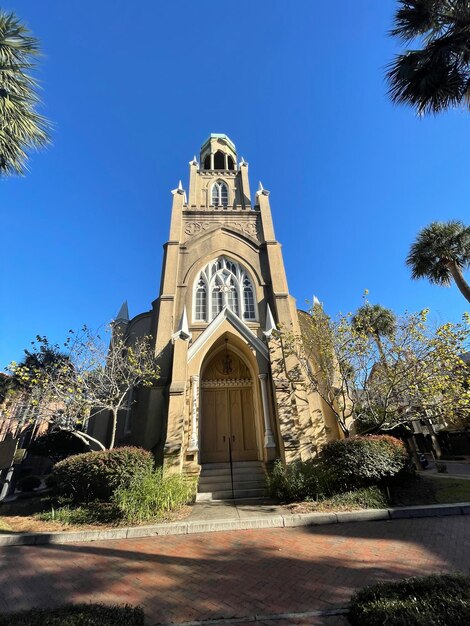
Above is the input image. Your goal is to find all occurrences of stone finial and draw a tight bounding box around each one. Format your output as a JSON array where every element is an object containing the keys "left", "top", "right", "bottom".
[
  {"left": 173, "top": 306, "right": 192, "bottom": 341},
  {"left": 264, "top": 304, "right": 276, "bottom": 338},
  {"left": 114, "top": 301, "right": 129, "bottom": 324},
  {"left": 313, "top": 295, "right": 321, "bottom": 307},
  {"left": 171, "top": 180, "right": 185, "bottom": 196},
  {"left": 190, "top": 155, "right": 198, "bottom": 166},
  {"left": 256, "top": 181, "right": 270, "bottom": 196}
]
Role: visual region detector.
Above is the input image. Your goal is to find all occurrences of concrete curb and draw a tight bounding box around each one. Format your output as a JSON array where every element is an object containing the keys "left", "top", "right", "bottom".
[{"left": 1, "top": 502, "right": 470, "bottom": 547}]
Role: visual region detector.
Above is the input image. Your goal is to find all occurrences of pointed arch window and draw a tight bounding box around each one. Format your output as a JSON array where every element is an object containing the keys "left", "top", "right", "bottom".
[
  {"left": 195, "top": 278, "right": 207, "bottom": 321},
  {"left": 193, "top": 257, "right": 257, "bottom": 323},
  {"left": 243, "top": 276, "right": 255, "bottom": 320},
  {"left": 211, "top": 181, "right": 228, "bottom": 207}
]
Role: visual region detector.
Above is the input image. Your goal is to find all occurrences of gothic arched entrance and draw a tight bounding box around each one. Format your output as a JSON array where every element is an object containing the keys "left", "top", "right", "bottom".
[{"left": 200, "top": 344, "right": 259, "bottom": 463}]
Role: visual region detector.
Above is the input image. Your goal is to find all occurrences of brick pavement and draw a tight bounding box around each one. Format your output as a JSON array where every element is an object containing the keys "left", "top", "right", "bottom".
[{"left": 0, "top": 516, "right": 469, "bottom": 625}]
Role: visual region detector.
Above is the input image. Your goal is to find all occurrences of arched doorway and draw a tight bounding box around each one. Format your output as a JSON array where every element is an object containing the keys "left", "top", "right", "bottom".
[{"left": 200, "top": 345, "right": 259, "bottom": 463}]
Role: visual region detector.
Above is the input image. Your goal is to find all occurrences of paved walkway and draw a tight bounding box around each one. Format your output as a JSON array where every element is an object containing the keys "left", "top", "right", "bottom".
[{"left": 1, "top": 516, "right": 469, "bottom": 625}]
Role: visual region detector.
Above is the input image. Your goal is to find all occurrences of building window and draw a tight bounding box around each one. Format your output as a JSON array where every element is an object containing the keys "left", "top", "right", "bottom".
[
  {"left": 193, "top": 257, "right": 257, "bottom": 323},
  {"left": 211, "top": 181, "right": 228, "bottom": 207},
  {"left": 203, "top": 154, "right": 211, "bottom": 169},
  {"left": 243, "top": 277, "right": 256, "bottom": 320},
  {"left": 212, "top": 280, "right": 223, "bottom": 318},
  {"left": 195, "top": 279, "right": 207, "bottom": 321},
  {"left": 227, "top": 277, "right": 239, "bottom": 316}
]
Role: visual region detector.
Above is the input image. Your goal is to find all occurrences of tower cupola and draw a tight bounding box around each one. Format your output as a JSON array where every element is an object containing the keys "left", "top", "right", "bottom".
[{"left": 200, "top": 133, "right": 237, "bottom": 171}]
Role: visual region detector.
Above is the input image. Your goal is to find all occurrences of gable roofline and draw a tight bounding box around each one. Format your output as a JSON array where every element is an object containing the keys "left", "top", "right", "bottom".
[{"left": 187, "top": 306, "right": 269, "bottom": 362}]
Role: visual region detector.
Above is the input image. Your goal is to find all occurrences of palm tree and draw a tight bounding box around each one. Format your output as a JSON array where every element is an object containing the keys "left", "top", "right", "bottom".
[
  {"left": 407, "top": 220, "right": 470, "bottom": 302},
  {"left": 352, "top": 304, "right": 397, "bottom": 362},
  {"left": 387, "top": 0, "right": 470, "bottom": 115},
  {"left": 0, "top": 11, "right": 50, "bottom": 176}
]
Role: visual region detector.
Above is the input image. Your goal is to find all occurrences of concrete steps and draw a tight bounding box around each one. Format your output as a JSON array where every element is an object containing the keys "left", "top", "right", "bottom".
[{"left": 197, "top": 461, "right": 267, "bottom": 501}]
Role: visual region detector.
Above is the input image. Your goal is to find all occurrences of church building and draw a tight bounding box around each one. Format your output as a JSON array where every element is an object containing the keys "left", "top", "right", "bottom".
[{"left": 89, "top": 134, "right": 339, "bottom": 499}]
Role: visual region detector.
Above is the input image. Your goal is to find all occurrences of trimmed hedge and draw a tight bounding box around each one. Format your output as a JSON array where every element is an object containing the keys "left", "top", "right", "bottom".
[
  {"left": 0, "top": 604, "right": 144, "bottom": 625},
  {"left": 320, "top": 435, "right": 408, "bottom": 491},
  {"left": 52, "top": 447, "right": 154, "bottom": 504},
  {"left": 349, "top": 574, "right": 470, "bottom": 625}
]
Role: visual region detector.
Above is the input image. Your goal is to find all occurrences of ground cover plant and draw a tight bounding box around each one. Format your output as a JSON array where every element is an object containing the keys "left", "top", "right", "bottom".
[
  {"left": 348, "top": 574, "right": 470, "bottom": 625},
  {"left": 287, "top": 486, "right": 388, "bottom": 514},
  {"left": 0, "top": 603, "right": 144, "bottom": 626},
  {"left": 113, "top": 469, "right": 196, "bottom": 524}
]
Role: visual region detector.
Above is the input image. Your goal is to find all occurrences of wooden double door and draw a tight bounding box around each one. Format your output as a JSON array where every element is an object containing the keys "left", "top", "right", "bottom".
[{"left": 200, "top": 386, "right": 258, "bottom": 463}]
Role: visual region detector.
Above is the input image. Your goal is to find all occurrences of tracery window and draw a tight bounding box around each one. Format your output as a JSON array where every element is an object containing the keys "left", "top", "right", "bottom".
[
  {"left": 193, "top": 257, "right": 257, "bottom": 323},
  {"left": 211, "top": 181, "right": 229, "bottom": 207}
]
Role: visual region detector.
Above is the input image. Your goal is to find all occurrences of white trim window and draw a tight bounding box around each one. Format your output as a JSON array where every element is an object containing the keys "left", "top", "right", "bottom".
[
  {"left": 211, "top": 181, "right": 229, "bottom": 207},
  {"left": 193, "top": 257, "right": 257, "bottom": 323}
]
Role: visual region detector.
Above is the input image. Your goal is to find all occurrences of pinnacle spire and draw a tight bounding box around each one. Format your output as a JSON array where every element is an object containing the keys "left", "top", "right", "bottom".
[
  {"left": 264, "top": 304, "right": 276, "bottom": 338},
  {"left": 115, "top": 301, "right": 129, "bottom": 324},
  {"left": 173, "top": 306, "right": 192, "bottom": 341}
]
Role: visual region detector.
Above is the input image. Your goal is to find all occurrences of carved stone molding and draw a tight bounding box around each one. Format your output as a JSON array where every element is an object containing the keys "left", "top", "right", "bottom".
[
  {"left": 184, "top": 220, "right": 259, "bottom": 239},
  {"left": 201, "top": 378, "right": 252, "bottom": 388}
]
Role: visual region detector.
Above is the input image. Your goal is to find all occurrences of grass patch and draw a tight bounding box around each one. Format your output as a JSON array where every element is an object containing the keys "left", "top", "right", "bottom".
[
  {"left": 349, "top": 573, "right": 470, "bottom": 625},
  {"left": 428, "top": 475, "right": 470, "bottom": 503},
  {"left": 287, "top": 486, "right": 388, "bottom": 514},
  {"left": 0, "top": 603, "right": 144, "bottom": 625},
  {"left": 390, "top": 475, "right": 470, "bottom": 506},
  {"left": 37, "top": 502, "right": 121, "bottom": 526}
]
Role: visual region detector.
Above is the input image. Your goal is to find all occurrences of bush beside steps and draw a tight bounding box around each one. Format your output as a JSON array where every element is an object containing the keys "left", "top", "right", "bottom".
[
  {"left": 348, "top": 574, "right": 470, "bottom": 625},
  {"left": 0, "top": 603, "right": 144, "bottom": 626}
]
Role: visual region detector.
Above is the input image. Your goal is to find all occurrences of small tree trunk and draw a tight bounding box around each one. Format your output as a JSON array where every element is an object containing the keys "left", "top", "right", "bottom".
[
  {"left": 446, "top": 261, "right": 470, "bottom": 303},
  {"left": 109, "top": 408, "right": 118, "bottom": 450}
]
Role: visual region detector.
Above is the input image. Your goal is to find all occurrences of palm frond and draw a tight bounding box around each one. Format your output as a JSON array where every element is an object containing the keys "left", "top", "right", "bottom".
[{"left": 0, "top": 10, "right": 51, "bottom": 177}]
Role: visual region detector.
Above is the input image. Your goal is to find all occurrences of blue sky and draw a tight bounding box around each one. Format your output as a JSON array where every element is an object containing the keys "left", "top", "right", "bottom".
[{"left": 1, "top": 0, "right": 469, "bottom": 368}]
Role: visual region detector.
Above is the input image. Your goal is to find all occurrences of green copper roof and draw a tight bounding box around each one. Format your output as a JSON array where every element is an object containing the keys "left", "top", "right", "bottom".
[{"left": 201, "top": 133, "right": 236, "bottom": 153}]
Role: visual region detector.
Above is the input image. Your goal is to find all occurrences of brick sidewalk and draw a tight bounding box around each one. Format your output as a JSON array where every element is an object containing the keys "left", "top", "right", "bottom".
[{"left": 1, "top": 516, "right": 469, "bottom": 625}]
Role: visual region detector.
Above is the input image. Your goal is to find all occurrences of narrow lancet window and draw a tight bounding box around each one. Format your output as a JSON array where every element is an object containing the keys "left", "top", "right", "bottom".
[{"left": 211, "top": 181, "right": 228, "bottom": 207}]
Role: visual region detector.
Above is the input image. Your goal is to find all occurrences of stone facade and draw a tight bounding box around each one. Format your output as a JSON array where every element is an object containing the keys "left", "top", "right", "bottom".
[{"left": 88, "top": 134, "right": 339, "bottom": 476}]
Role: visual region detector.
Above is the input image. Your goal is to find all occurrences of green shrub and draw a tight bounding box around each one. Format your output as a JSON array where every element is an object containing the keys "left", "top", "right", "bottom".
[
  {"left": 16, "top": 474, "right": 41, "bottom": 492},
  {"left": 113, "top": 469, "right": 196, "bottom": 524},
  {"left": 320, "top": 486, "right": 388, "bottom": 510},
  {"left": 52, "top": 447, "right": 154, "bottom": 504},
  {"left": 320, "top": 435, "right": 408, "bottom": 491},
  {"left": 267, "top": 459, "right": 332, "bottom": 502},
  {"left": 349, "top": 574, "right": 470, "bottom": 625},
  {"left": 0, "top": 603, "right": 144, "bottom": 625}
]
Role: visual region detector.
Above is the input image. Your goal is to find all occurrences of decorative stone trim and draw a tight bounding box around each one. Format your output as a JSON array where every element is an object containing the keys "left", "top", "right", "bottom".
[
  {"left": 184, "top": 220, "right": 259, "bottom": 238},
  {"left": 201, "top": 378, "right": 252, "bottom": 388}
]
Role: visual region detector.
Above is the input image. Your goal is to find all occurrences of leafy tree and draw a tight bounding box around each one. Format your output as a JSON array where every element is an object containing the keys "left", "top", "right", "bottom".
[
  {"left": 407, "top": 220, "right": 470, "bottom": 302},
  {"left": 0, "top": 10, "right": 50, "bottom": 176},
  {"left": 352, "top": 303, "right": 396, "bottom": 363},
  {"left": 275, "top": 302, "right": 470, "bottom": 437},
  {"left": 8, "top": 326, "right": 160, "bottom": 450},
  {"left": 388, "top": 0, "right": 470, "bottom": 115}
]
